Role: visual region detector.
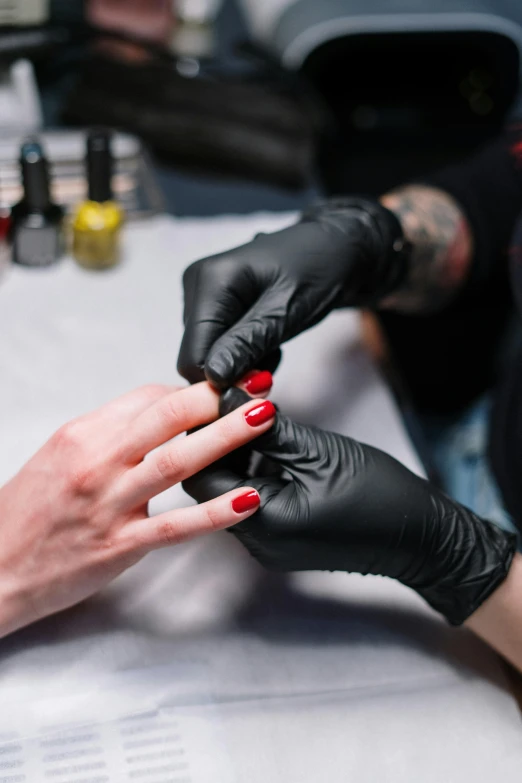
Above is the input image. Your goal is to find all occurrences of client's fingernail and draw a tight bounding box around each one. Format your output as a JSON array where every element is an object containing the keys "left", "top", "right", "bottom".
[
  {"left": 244, "top": 400, "right": 276, "bottom": 427},
  {"left": 243, "top": 370, "right": 273, "bottom": 395},
  {"left": 232, "top": 490, "right": 260, "bottom": 514}
]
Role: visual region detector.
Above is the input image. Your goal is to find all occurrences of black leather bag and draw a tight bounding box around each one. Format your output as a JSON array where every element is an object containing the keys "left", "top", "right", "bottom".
[{"left": 63, "top": 52, "right": 325, "bottom": 189}]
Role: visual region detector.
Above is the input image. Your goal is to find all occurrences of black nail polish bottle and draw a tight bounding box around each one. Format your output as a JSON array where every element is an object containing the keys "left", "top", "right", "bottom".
[{"left": 11, "top": 140, "right": 64, "bottom": 267}]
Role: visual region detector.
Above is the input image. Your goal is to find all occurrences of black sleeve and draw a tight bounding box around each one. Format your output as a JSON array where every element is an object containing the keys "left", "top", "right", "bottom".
[
  {"left": 425, "top": 123, "right": 522, "bottom": 292},
  {"left": 378, "top": 125, "right": 522, "bottom": 415}
]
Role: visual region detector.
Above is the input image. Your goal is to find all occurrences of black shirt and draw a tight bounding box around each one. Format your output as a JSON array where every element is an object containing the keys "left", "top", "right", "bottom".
[
  {"left": 489, "top": 211, "right": 522, "bottom": 528},
  {"left": 385, "top": 124, "right": 522, "bottom": 527}
]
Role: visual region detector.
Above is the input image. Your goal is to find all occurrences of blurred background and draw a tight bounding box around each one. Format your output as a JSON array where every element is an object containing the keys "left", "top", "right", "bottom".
[{"left": 1, "top": 0, "right": 522, "bottom": 220}]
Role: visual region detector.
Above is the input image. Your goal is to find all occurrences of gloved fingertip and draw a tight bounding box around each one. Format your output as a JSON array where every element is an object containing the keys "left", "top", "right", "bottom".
[
  {"left": 204, "top": 357, "right": 234, "bottom": 389},
  {"left": 182, "top": 467, "right": 244, "bottom": 502},
  {"left": 259, "top": 348, "right": 282, "bottom": 376},
  {"left": 176, "top": 359, "right": 207, "bottom": 385},
  {"left": 219, "top": 387, "right": 251, "bottom": 417}
]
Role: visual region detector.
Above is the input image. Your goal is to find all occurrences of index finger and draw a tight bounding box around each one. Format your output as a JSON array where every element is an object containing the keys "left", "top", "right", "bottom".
[
  {"left": 119, "top": 398, "right": 276, "bottom": 506},
  {"left": 122, "top": 382, "right": 220, "bottom": 462}
]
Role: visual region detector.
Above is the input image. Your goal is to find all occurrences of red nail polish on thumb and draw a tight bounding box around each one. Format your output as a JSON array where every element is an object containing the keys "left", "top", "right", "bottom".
[{"left": 243, "top": 370, "right": 273, "bottom": 395}]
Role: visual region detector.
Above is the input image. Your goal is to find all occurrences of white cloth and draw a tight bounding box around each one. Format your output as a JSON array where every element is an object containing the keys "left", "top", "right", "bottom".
[{"left": 0, "top": 214, "right": 521, "bottom": 782}]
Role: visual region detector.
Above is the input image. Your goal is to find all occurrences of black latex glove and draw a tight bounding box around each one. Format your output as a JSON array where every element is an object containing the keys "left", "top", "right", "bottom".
[
  {"left": 177, "top": 198, "right": 410, "bottom": 386},
  {"left": 183, "top": 388, "right": 517, "bottom": 625}
]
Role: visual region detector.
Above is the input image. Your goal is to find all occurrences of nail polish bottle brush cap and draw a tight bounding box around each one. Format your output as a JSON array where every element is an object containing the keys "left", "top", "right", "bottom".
[
  {"left": 87, "top": 128, "right": 113, "bottom": 203},
  {"left": 20, "top": 141, "right": 51, "bottom": 212}
]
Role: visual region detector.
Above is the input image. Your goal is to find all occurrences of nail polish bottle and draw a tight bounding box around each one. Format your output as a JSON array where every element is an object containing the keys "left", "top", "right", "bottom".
[
  {"left": 11, "top": 140, "right": 64, "bottom": 267},
  {"left": 72, "top": 128, "right": 124, "bottom": 270}
]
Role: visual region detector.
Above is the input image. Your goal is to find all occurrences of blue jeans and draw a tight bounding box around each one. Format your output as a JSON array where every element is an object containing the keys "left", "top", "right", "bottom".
[{"left": 418, "top": 397, "right": 518, "bottom": 537}]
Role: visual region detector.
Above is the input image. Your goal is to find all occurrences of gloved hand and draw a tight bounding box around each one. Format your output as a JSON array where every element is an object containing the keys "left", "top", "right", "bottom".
[
  {"left": 177, "top": 198, "right": 410, "bottom": 386},
  {"left": 183, "top": 388, "right": 517, "bottom": 625}
]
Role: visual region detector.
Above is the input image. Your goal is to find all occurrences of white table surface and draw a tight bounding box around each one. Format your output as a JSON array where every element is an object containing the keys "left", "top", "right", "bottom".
[{"left": 0, "top": 213, "right": 521, "bottom": 783}]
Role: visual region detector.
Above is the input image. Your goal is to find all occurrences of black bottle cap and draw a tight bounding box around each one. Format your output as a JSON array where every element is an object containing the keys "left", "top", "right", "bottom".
[
  {"left": 87, "top": 128, "right": 114, "bottom": 203},
  {"left": 20, "top": 140, "right": 51, "bottom": 212}
]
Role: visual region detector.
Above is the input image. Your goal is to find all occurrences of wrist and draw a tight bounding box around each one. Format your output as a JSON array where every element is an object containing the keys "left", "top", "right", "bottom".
[
  {"left": 0, "top": 577, "right": 31, "bottom": 639},
  {"left": 465, "top": 552, "right": 522, "bottom": 672},
  {"left": 301, "top": 197, "right": 411, "bottom": 305},
  {"left": 413, "top": 510, "right": 517, "bottom": 626}
]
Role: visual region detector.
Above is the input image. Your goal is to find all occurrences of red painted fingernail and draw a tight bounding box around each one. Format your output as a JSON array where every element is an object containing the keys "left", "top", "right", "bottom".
[
  {"left": 232, "top": 490, "right": 260, "bottom": 514},
  {"left": 244, "top": 400, "right": 276, "bottom": 427},
  {"left": 243, "top": 370, "right": 273, "bottom": 395}
]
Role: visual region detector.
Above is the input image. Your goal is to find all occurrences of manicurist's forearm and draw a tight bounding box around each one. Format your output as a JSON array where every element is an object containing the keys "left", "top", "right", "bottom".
[
  {"left": 381, "top": 127, "right": 522, "bottom": 315},
  {"left": 466, "top": 552, "right": 522, "bottom": 673},
  {"left": 380, "top": 185, "right": 473, "bottom": 313}
]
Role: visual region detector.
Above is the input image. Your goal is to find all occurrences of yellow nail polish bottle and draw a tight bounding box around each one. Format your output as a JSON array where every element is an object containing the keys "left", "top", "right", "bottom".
[{"left": 72, "top": 128, "right": 124, "bottom": 270}]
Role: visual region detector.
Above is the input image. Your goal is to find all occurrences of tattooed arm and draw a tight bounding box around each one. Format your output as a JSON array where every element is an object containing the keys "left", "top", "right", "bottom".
[{"left": 379, "top": 186, "right": 474, "bottom": 314}]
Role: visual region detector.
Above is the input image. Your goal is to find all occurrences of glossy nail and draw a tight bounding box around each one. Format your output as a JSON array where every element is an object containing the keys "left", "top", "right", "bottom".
[
  {"left": 243, "top": 370, "right": 273, "bottom": 395},
  {"left": 232, "top": 490, "right": 261, "bottom": 514},
  {"left": 244, "top": 400, "right": 276, "bottom": 428}
]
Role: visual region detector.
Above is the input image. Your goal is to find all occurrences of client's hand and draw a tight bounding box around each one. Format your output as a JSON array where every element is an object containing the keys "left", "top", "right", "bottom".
[
  {"left": 0, "top": 382, "right": 275, "bottom": 638},
  {"left": 184, "top": 389, "right": 516, "bottom": 626}
]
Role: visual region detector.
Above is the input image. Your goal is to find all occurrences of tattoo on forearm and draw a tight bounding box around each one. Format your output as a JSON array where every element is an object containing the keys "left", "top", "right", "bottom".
[{"left": 379, "top": 186, "right": 473, "bottom": 313}]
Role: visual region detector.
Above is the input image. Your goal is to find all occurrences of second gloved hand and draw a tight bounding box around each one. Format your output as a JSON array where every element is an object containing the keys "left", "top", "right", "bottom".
[
  {"left": 177, "top": 198, "right": 410, "bottom": 386},
  {"left": 183, "top": 389, "right": 517, "bottom": 626}
]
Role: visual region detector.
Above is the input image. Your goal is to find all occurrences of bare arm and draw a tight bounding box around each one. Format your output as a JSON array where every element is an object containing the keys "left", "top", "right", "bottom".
[
  {"left": 380, "top": 185, "right": 474, "bottom": 313},
  {"left": 466, "top": 553, "right": 522, "bottom": 674}
]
